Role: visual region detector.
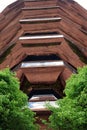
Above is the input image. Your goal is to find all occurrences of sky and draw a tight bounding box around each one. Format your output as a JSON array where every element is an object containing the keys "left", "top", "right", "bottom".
[{"left": 0, "top": 0, "right": 87, "bottom": 12}]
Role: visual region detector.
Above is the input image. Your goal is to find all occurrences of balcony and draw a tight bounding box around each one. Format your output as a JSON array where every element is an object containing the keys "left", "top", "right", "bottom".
[{"left": 21, "top": 58, "right": 65, "bottom": 84}]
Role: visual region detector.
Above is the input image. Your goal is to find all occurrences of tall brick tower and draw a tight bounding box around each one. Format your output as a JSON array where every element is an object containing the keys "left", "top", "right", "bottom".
[{"left": 0, "top": 0, "right": 87, "bottom": 127}]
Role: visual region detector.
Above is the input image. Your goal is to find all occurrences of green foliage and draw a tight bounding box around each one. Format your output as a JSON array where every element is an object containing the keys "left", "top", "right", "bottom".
[
  {"left": 0, "top": 68, "right": 38, "bottom": 130},
  {"left": 48, "top": 66, "right": 87, "bottom": 130},
  {"left": 65, "top": 66, "right": 87, "bottom": 98}
]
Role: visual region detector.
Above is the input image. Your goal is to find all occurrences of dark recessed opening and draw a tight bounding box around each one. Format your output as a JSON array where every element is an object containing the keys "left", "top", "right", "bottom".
[
  {"left": 65, "top": 62, "right": 77, "bottom": 73},
  {"left": 23, "top": 32, "right": 59, "bottom": 36},
  {"left": 20, "top": 76, "right": 64, "bottom": 98},
  {"left": 80, "top": 26, "right": 87, "bottom": 35},
  {"left": 23, "top": 54, "right": 61, "bottom": 62},
  {"left": 22, "top": 42, "right": 61, "bottom": 47},
  {"left": 29, "top": 89, "right": 61, "bottom": 99}
]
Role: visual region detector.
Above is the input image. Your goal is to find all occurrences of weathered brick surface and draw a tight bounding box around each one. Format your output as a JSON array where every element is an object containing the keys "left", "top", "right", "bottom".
[
  {"left": 0, "top": 0, "right": 86, "bottom": 90},
  {"left": 1, "top": 1, "right": 87, "bottom": 128},
  {"left": 21, "top": 66, "right": 65, "bottom": 84},
  {"left": 22, "top": 7, "right": 59, "bottom": 18},
  {"left": 24, "top": 0, "right": 58, "bottom": 7}
]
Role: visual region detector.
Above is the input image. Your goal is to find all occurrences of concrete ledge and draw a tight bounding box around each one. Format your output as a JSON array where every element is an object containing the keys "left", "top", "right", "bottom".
[
  {"left": 22, "top": 6, "right": 60, "bottom": 10},
  {"left": 21, "top": 61, "right": 64, "bottom": 68},
  {"left": 29, "top": 101, "right": 59, "bottom": 110},
  {"left": 19, "top": 34, "right": 64, "bottom": 40},
  {"left": 29, "top": 94, "right": 57, "bottom": 102},
  {"left": 19, "top": 17, "right": 62, "bottom": 23}
]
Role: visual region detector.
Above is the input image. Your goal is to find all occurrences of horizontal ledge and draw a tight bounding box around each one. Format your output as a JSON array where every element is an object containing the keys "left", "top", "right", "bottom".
[
  {"left": 22, "top": 6, "right": 60, "bottom": 10},
  {"left": 29, "top": 94, "right": 57, "bottom": 101},
  {"left": 21, "top": 61, "right": 64, "bottom": 68},
  {"left": 28, "top": 101, "right": 59, "bottom": 109},
  {"left": 19, "top": 35, "right": 64, "bottom": 40},
  {"left": 19, "top": 17, "right": 62, "bottom": 23}
]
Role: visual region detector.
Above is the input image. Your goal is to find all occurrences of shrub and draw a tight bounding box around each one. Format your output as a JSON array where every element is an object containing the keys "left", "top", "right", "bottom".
[
  {"left": 48, "top": 66, "right": 87, "bottom": 130},
  {"left": 0, "top": 68, "right": 38, "bottom": 130}
]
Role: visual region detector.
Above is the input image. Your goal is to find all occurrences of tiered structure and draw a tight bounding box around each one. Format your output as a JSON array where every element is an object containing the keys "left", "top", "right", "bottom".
[{"left": 0, "top": 0, "right": 87, "bottom": 127}]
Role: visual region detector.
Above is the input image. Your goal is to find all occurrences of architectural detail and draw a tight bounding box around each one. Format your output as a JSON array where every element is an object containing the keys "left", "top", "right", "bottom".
[{"left": 0, "top": 0, "right": 87, "bottom": 128}]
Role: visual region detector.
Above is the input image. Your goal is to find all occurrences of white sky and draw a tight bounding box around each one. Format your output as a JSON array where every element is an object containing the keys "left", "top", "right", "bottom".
[{"left": 0, "top": 0, "right": 87, "bottom": 12}]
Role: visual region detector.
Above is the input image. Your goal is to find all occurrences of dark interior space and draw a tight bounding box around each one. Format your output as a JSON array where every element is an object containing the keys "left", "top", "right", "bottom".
[
  {"left": 23, "top": 54, "right": 61, "bottom": 61},
  {"left": 23, "top": 32, "right": 59, "bottom": 36},
  {"left": 28, "top": 89, "right": 61, "bottom": 99}
]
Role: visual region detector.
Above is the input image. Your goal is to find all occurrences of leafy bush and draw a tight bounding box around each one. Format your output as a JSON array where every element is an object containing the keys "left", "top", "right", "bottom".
[
  {"left": 0, "top": 68, "right": 38, "bottom": 130},
  {"left": 48, "top": 66, "right": 87, "bottom": 130}
]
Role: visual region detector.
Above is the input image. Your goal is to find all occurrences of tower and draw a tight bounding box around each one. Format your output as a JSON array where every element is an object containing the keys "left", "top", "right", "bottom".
[{"left": 0, "top": 0, "right": 87, "bottom": 128}]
